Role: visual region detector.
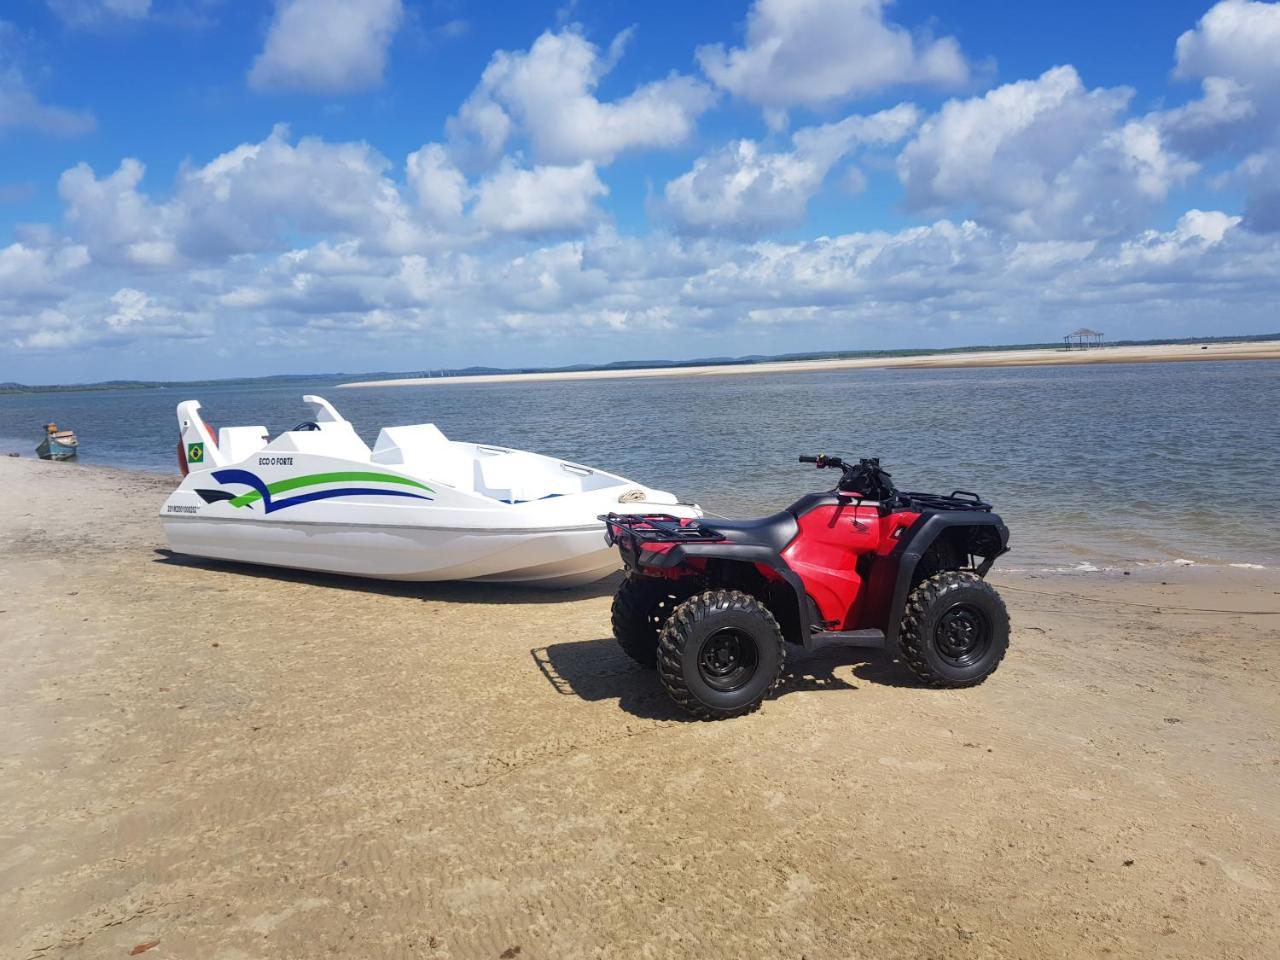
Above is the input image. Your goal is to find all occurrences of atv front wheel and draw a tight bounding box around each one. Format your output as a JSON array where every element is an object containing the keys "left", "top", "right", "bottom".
[
  {"left": 611, "top": 575, "right": 695, "bottom": 668},
  {"left": 899, "top": 572, "right": 1009, "bottom": 688},
  {"left": 657, "top": 589, "right": 785, "bottom": 720}
]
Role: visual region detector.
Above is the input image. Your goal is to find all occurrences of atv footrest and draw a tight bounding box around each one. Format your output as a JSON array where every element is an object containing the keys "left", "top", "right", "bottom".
[{"left": 809, "top": 628, "right": 887, "bottom": 649}]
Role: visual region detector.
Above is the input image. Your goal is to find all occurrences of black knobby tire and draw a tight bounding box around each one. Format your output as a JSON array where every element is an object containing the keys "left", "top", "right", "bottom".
[
  {"left": 656, "top": 589, "right": 786, "bottom": 720},
  {"left": 899, "top": 571, "right": 1010, "bottom": 688},
  {"left": 611, "top": 575, "right": 695, "bottom": 668}
]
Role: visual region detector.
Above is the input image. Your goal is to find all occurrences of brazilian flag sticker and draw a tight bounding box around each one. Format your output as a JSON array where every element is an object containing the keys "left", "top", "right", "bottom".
[{"left": 188, "top": 442, "right": 204, "bottom": 464}]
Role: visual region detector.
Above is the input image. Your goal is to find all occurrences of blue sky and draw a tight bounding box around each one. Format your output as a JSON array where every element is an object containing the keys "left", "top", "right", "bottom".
[{"left": 2, "top": 0, "right": 1280, "bottom": 383}]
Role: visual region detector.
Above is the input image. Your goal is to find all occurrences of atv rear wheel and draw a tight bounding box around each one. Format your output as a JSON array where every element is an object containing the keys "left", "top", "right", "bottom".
[
  {"left": 899, "top": 572, "right": 1009, "bottom": 688},
  {"left": 657, "top": 589, "right": 785, "bottom": 720},
  {"left": 611, "top": 575, "right": 695, "bottom": 668}
]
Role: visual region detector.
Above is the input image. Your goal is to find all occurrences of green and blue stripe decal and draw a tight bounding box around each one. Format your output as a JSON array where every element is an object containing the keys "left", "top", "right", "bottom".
[{"left": 209, "top": 470, "right": 433, "bottom": 514}]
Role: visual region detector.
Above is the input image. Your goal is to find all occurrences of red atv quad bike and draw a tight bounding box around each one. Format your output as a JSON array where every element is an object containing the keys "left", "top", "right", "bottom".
[{"left": 602, "top": 455, "right": 1011, "bottom": 720}]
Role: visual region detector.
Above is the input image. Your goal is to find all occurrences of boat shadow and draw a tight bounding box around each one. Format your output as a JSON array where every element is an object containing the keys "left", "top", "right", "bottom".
[
  {"left": 531, "top": 640, "right": 922, "bottom": 721},
  {"left": 151, "top": 549, "right": 621, "bottom": 604}
]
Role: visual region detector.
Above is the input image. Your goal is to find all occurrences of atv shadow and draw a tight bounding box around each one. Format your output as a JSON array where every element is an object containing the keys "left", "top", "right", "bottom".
[
  {"left": 152, "top": 548, "right": 620, "bottom": 605},
  {"left": 532, "top": 639, "right": 923, "bottom": 721}
]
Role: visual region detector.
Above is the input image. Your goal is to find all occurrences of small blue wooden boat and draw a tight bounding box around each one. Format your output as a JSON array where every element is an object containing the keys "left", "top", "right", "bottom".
[{"left": 37, "top": 423, "right": 78, "bottom": 460}]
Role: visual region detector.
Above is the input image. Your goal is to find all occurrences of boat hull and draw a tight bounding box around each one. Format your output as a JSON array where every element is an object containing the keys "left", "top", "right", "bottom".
[
  {"left": 160, "top": 396, "right": 698, "bottom": 588},
  {"left": 161, "top": 515, "right": 626, "bottom": 587},
  {"left": 37, "top": 437, "right": 78, "bottom": 460}
]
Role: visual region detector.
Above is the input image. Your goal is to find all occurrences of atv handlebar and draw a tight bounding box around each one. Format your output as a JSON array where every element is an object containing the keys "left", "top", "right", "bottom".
[
  {"left": 799, "top": 454, "right": 846, "bottom": 469},
  {"left": 800, "top": 454, "right": 898, "bottom": 501}
]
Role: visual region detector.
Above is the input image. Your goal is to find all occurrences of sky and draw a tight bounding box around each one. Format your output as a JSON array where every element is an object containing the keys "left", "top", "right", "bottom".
[{"left": 2, "top": 0, "right": 1280, "bottom": 383}]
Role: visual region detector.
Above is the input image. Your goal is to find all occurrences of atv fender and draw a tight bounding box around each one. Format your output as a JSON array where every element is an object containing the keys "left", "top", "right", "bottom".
[
  {"left": 884, "top": 511, "right": 1010, "bottom": 649},
  {"left": 637, "top": 542, "right": 817, "bottom": 646}
]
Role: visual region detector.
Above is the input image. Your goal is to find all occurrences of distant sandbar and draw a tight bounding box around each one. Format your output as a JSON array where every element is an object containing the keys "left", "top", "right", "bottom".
[{"left": 338, "top": 340, "right": 1280, "bottom": 389}]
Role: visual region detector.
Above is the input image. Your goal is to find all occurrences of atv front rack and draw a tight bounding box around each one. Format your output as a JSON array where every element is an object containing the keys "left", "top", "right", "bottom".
[{"left": 897, "top": 490, "right": 992, "bottom": 512}]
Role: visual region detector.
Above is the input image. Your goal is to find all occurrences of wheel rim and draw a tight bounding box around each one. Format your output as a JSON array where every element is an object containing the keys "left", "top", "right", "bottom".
[
  {"left": 934, "top": 603, "right": 991, "bottom": 667},
  {"left": 697, "top": 627, "right": 760, "bottom": 692}
]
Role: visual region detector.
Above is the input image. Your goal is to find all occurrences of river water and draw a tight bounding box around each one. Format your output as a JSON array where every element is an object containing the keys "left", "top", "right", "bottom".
[{"left": 3, "top": 360, "right": 1277, "bottom": 569}]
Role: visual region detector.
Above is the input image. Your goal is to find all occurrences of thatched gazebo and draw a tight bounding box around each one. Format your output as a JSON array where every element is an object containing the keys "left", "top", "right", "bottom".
[{"left": 1064, "top": 328, "right": 1104, "bottom": 350}]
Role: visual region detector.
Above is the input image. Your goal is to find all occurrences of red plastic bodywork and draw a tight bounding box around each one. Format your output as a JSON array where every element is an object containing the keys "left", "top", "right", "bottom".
[{"left": 779, "top": 504, "right": 920, "bottom": 630}]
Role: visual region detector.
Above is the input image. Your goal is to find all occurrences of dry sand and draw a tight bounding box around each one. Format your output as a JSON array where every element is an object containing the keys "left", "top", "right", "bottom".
[
  {"left": 2, "top": 455, "right": 1278, "bottom": 959},
  {"left": 339, "top": 340, "right": 1280, "bottom": 389}
]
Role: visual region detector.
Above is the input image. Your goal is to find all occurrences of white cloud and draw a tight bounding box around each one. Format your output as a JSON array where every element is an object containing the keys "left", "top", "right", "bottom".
[
  {"left": 697, "top": 0, "right": 969, "bottom": 116},
  {"left": 58, "top": 158, "right": 178, "bottom": 266},
  {"left": 58, "top": 126, "right": 427, "bottom": 265},
  {"left": 406, "top": 143, "right": 469, "bottom": 224},
  {"left": 663, "top": 104, "right": 919, "bottom": 234},
  {"left": 177, "top": 126, "right": 423, "bottom": 254},
  {"left": 471, "top": 161, "right": 606, "bottom": 234},
  {"left": 0, "top": 239, "right": 89, "bottom": 300},
  {"left": 13, "top": 3, "right": 1280, "bottom": 373},
  {"left": 1166, "top": 1, "right": 1280, "bottom": 231},
  {"left": 1166, "top": 0, "right": 1280, "bottom": 153},
  {"left": 10, "top": 288, "right": 206, "bottom": 350},
  {"left": 676, "top": 211, "right": 1279, "bottom": 330},
  {"left": 447, "top": 27, "right": 715, "bottom": 167},
  {"left": 9, "top": 205, "right": 1280, "bottom": 366},
  {"left": 249, "top": 0, "right": 403, "bottom": 94},
  {"left": 1174, "top": 0, "right": 1280, "bottom": 95},
  {"left": 898, "top": 66, "right": 1195, "bottom": 238}
]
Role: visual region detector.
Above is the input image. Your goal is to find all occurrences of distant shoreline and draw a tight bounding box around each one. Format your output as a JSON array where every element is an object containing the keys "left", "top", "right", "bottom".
[{"left": 338, "top": 340, "right": 1280, "bottom": 389}]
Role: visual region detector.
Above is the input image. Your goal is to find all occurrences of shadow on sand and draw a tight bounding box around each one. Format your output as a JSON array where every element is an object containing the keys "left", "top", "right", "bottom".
[
  {"left": 531, "top": 638, "right": 924, "bottom": 721},
  {"left": 152, "top": 548, "right": 621, "bottom": 605}
]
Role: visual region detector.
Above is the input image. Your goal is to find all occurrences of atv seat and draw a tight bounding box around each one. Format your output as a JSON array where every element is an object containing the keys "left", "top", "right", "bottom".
[{"left": 705, "top": 511, "right": 799, "bottom": 552}]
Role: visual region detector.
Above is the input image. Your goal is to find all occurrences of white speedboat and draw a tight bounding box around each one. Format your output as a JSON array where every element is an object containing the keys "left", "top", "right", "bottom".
[{"left": 160, "top": 396, "right": 698, "bottom": 587}]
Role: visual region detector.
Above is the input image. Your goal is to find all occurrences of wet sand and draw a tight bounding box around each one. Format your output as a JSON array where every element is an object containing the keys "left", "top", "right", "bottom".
[
  {"left": 2, "top": 455, "right": 1278, "bottom": 959},
  {"left": 339, "top": 340, "right": 1280, "bottom": 389}
]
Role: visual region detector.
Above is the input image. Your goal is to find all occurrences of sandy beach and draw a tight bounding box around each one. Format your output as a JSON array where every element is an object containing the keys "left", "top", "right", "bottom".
[
  {"left": 3, "top": 455, "right": 1279, "bottom": 959},
  {"left": 339, "top": 340, "right": 1280, "bottom": 389}
]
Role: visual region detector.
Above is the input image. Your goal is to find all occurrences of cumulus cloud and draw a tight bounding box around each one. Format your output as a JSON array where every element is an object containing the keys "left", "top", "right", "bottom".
[
  {"left": 0, "top": 238, "right": 89, "bottom": 302},
  {"left": 178, "top": 126, "right": 423, "bottom": 254},
  {"left": 58, "top": 158, "right": 177, "bottom": 265},
  {"left": 58, "top": 126, "right": 427, "bottom": 265},
  {"left": 447, "top": 27, "right": 715, "bottom": 167},
  {"left": 898, "top": 66, "right": 1195, "bottom": 238},
  {"left": 663, "top": 104, "right": 920, "bottom": 234},
  {"left": 1166, "top": 0, "right": 1280, "bottom": 231},
  {"left": 249, "top": 0, "right": 403, "bottom": 93},
  {"left": 12, "top": 3, "right": 1280, "bottom": 372},
  {"left": 697, "top": 0, "right": 969, "bottom": 118},
  {"left": 406, "top": 143, "right": 469, "bottom": 224},
  {"left": 471, "top": 161, "right": 607, "bottom": 234}
]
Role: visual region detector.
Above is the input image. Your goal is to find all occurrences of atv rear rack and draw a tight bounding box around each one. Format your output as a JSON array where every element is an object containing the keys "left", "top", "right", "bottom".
[
  {"left": 600, "top": 513, "right": 726, "bottom": 572},
  {"left": 600, "top": 513, "right": 723, "bottom": 545}
]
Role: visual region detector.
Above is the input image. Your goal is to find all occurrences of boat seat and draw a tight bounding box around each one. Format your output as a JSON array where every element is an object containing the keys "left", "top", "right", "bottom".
[
  {"left": 474, "top": 452, "right": 582, "bottom": 503},
  {"left": 704, "top": 511, "right": 799, "bottom": 552},
  {"left": 371, "top": 424, "right": 473, "bottom": 491},
  {"left": 218, "top": 426, "right": 268, "bottom": 463},
  {"left": 264, "top": 421, "right": 372, "bottom": 460}
]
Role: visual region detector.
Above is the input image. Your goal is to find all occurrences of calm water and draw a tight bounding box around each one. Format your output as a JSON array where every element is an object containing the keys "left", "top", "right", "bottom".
[{"left": 3, "top": 361, "right": 1278, "bottom": 568}]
